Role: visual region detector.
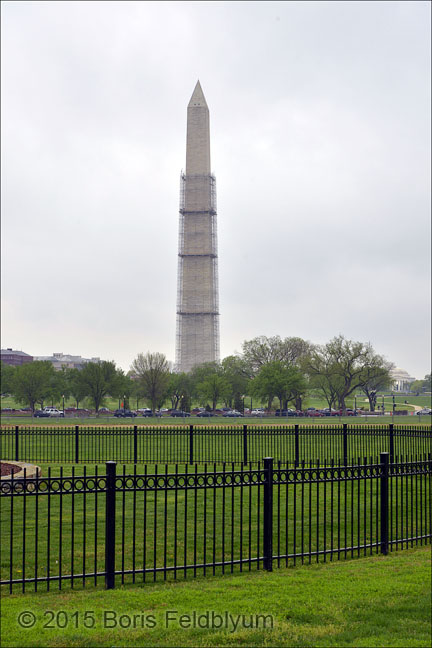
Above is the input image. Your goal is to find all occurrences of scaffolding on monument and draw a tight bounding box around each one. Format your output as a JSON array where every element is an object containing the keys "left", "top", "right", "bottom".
[{"left": 175, "top": 172, "right": 219, "bottom": 371}]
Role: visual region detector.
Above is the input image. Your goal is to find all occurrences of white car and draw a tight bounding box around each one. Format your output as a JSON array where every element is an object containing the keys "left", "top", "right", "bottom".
[
  {"left": 251, "top": 409, "right": 266, "bottom": 416},
  {"left": 43, "top": 407, "right": 64, "bottom": 418},
  {"left": 416, "top": 408, "right": 432, "bottom": 415}
]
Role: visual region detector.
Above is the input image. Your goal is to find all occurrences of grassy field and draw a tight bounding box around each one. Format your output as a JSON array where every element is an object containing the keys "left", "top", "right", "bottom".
[
  {"left": 1, "top": 414, "right": 431, "bottom": 427},
  {"left": 1, "top": 458, "right": 430, "bottom": 596},
  {"left": 1, "top": 546, "right": 430, "bottom": 647},
  {"left": 1, "top": 422, "right": 430, "bottom": 464}
]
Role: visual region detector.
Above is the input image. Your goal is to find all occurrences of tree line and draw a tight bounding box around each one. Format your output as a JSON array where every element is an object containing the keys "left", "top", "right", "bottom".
[{"left": 1, "top": 335, "right": 425, "bottom": 415}]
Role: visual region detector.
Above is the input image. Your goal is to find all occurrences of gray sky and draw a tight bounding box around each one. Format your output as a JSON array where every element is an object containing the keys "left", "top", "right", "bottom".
[{"left": 1, "top": 1, "right": 431, "bottom": 379}]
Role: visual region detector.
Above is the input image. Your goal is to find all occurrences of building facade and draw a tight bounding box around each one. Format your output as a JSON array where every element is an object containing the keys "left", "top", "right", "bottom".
[
  {"left": 175, "top": 81, "right": 220, "bottom": 372},
  {"left": 1, "top": 348, "right": 33, "bottom": 366},
  {"left": 34, "top": 353, "right": 101, "bottom": 371},
  {"left": 390, "top": 367, "right": 416, "bottom": 392}
]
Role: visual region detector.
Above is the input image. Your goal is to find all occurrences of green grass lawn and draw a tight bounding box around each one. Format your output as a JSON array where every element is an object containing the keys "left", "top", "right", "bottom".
[
  {"left": 1, "top": 546, "right": 430, "bottom": 647},
  {"left": 1, "top": 422, "right": 430, "bottom": 464},
  {"left": 2, "top": 459, "right": 430, "bottom": 597}
]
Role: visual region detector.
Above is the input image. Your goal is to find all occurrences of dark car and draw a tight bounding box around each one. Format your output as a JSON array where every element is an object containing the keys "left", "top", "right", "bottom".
[
  {"left": 34, "top": 409, "right": 50, "bottom": 417},
  {"left": 141, "top": 409, "right": 154, "bottom": 417},
  {"left": 275, "top": 409, "right": 297, "bottom": 417},
  {"left": 305, "top": 409, "right": 324, "bottom": 417},
  {"left": 335, "top": 409, "right": 357, "bottom": 416},
  {"left": 170, "top": 410, "right": 191, "bottom": 417},
  {"left": 321, "top": 408, "right": 339, "bottom": 417},
  {"left": 196, "top": 411, "right": 217, "bottom": 417},
  {"left": 113, "top": 409, "right": 137, "bottom": 418}
]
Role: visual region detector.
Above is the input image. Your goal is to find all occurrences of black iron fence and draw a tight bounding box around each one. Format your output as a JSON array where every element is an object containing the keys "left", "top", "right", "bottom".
[
  {"left": 1, "top": 424, "right": 431, "bottom": 465},
  {"left": 1, "top": 453, "right": 430, "bottom": 593}
]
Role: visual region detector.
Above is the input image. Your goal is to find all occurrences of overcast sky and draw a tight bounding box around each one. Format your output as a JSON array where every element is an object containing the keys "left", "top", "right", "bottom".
[{"left": 1, "top": 1, "right": 430, "bottom": 379}]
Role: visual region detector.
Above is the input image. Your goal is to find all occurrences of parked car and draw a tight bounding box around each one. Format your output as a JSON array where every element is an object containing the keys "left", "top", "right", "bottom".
[
  {"left": 251, "top": 409, "right": 266, "bottom": 416},
  {"left": 305, "top": 409, "right": 324, "bottom": 417},
  {"left": 34, "top": 409, "right": 50, "bottom": 417},
  {"left": 98, "top": 407, "right": 111, "bottom": 413},
  {"left": 275, "top": 409, "right": 297, "bottom": 417},
  {"left": 141, "top": 409, "right": 154, "bottom": 417},
  {"left": 417, "top": 408, "right": 432, "bottom": 415},
  {"left": 113, "top": 409, "right": 137, "bottom": 418},
  {"left": 321, "top": 408, "right": 339, "bottom": 416},
  {"left": 334, "top": 409, "right": 357, "bottom": 416},
  {"left": 223, "top": 410, "right": 243, "bottom": 417},
  {"left": 196, "top": 411, "right": 217, "bottom": 417},
  {"left": 43, "top": 407, "right": 64, "bottom": 418},
  {"left": 170, "top": 410, "right": 191, "bottom": 417}
]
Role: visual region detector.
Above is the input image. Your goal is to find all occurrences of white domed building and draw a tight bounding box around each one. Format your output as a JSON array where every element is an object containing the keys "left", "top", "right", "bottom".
[{"left": 390, "top": 367, "right": 416, "bottom": 392}]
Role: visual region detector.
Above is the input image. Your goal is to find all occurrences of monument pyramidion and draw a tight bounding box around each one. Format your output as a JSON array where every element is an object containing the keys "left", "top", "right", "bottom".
[{"left": 175, "top": 81, "right": 220, "bottom": 373}]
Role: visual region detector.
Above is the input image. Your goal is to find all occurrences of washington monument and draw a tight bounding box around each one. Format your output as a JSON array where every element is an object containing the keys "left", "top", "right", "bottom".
[{"left": 175, "top": 81, "right": 220, "bottom": 373}]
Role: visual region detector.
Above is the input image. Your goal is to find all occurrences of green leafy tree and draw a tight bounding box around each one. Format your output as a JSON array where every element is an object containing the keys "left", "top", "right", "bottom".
[
  {"left": 189, "top": 362, "right": 232, "bottom": 410},
  {"left": 1, "top": 362, "right": 15, "bottom": 395},
  {"left": 306, "top": 335, "right": 388, "bottom": 412},
  {"left": 358, "top": 358, "right": 393, "bottom": 411},
  {"left": 76, "top": 361, "right": 121, "bottom": 412},
  {"left": 197, "top": 373, "right": 231, "bottom": 412},
  {"left": 130, "top": 352, "right": 170, "bottom": 413},
  {"left": 410, "top": 374, "right": 432, "bottom": 394},
  {"left": 242, "top": 336, "right": 313, "bottom": 374},
  {"left": 221, "top": 355, "right": 251, "bottom": 409},
  {"left": 111, "top": 370, "right": 135, "bottom": 410},
  {"left": 250, "top": 361, "right": 306, "bottom": 411},
  {"left": 68, "top": 368, "right": 89, "bottom": 409},
  {"left": 167, "top": 372, "right": 192, "bottom": 410},
  {"left": 11, "top": 361, "right": 56, "bottom": 413}
]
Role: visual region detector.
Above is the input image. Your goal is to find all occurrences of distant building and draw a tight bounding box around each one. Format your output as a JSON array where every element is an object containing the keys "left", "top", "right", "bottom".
[
  {"left": 34, "top": 352, "right": 101, "bottom": 371},
  {"left": 1, "top": 348, "right": 33, "bottom": 366},
  {"left": 390, "top": 367, "right": 416, "bottom": 392}
]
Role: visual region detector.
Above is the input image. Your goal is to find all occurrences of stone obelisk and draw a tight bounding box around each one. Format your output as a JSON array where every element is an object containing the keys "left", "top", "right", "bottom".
[{"left": 175, "top": 81, "right": 220, "bottom": 372}]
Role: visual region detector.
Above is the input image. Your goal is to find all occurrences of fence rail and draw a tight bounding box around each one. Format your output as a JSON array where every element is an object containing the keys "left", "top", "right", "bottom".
[
  {"left": 1, "top": 424, "right": 431, "bottom": 465},
  {"left": 1, "top": 453, "right": 430, "bottom": 593}
]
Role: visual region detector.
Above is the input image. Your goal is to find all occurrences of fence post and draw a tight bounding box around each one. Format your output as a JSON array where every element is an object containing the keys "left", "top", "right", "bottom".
[
  {"left": 133, "top": 425, "right": 138, "bottom": 464},
  {"left": 263, "top": 457, "right": 273, "bottom": 571},
  {"left": 243, "top": 424, "right": 248, "bottom": 465},
  {"left": 389, "top": 424, "right": 394, "bottom": 463},
  {"left": 189, "top": 424, "right": 194, "bottom": 464},
  {"left": 75, "top": 425, "right": 79, "bottom": 464},
  {"left": 15, "top": 425, "right": 19, "bottom": 461},
  {"left": 294, "top": 424, "right": 299, "bottom": 467},
  {"left": 343, "top": 423, "right": 348, "bottom": 465},
  {"left": 105, "top": 461, "right": 117, "bottom": 589},
  {"left": 380, "top": 452, "right": 389, "bottom": 556}
]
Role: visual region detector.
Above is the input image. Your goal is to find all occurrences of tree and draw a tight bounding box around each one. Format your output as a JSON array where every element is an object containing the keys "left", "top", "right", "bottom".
[
  {"left": 197, "top": 373, "right": 231, "bottom": 412},
  {"left": 221, "top": 355, "right": 251, "bottom": 409},
  {"left": 166, "top": 372, "right": 192, "bottom": 410},
  {"left": 250, "top": 361, "right": 306, "bottom": 411},
  {"left": 242, "top": 336, "right": 313, "bottom": 374},
  {"left": 130, "top": 352, "right": 170, "bottom": 413},
  {"left": 410, "top": 374, "right": 432, "bottom": 394},
  {"left": 304, "top": 351, "right": 344, "bottom": 411},
  {"left": 306, "top": 335, "right": 387, "bottom": 411},
  {"left": 358, "top": 358, "right": 393, "bottom": 411},
  {"left": 76, "top": 361, "right": 121, "bottom": 412},
  {"left": 68, "top": 368, "right": 89, "bottom": 409},
  {"left": 111, "top": 370, "right": 135, "bottom": 410},
  {"left": 11, "top": 361, "right": 56, "bottom": 413},
  {"left": 1, "top": 362, "right": 15, "bottom": 395}
]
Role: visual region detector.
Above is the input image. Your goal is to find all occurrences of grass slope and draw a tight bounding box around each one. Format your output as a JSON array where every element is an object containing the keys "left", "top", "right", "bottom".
[{"left": 1, "top": 546, "right": 430, "bottom": 647}]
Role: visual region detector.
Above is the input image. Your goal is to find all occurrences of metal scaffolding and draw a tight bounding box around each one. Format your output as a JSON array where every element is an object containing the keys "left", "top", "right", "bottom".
[{"left": 175, "top": 172, "right": 220, "bottom": 372}]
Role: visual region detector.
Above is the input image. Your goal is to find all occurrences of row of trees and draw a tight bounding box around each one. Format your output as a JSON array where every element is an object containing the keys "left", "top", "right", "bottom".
[{"left": 1, "top": 335, "right": 422, "bottom": 414}]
